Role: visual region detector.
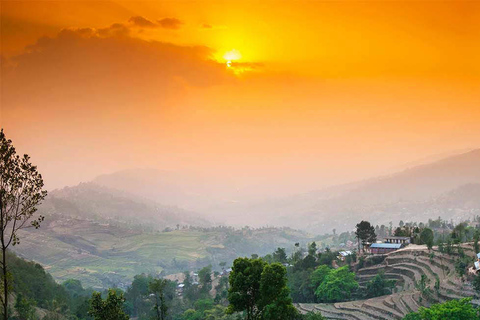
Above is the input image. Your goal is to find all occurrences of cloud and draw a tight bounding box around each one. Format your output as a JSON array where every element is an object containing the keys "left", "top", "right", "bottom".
[
  {"left": 227, "top": 61, "right": 265, "bottom": 74},
  {"left": 129, "top": 16, "right": 157, "bottom": 28},
  {"left": 97, "top": 23, "right": 130, "bottom": 37},
  {"left": 199, "top": 24, "right": 227, "bottom": 31},
  {"left": 158, "top": 18, "right": 183, "bottom": 30},
  {"left": 2, "top": 24, "right": 234, "bottom": 129},
  {"left": 1, "top": 23, "right": 238, "bottom": 188}
]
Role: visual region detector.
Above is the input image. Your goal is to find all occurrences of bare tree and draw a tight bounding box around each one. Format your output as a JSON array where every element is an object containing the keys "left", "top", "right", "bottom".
[{"left": 0, "top": 129, "right": 47, "bottom": 320}]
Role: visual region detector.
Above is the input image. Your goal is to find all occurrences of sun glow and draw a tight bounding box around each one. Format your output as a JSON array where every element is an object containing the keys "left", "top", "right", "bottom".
[{"left": 223, "top": 49, "right": 241, "bottom": 67}]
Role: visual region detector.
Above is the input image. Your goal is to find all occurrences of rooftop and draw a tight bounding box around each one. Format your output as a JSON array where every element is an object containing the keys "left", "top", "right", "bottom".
[
  {"left": 370, "top": 243, "right": 402, "bottom": 249},
  {"left": 384, "top": 236, "right": 411, "bottom": 240}
]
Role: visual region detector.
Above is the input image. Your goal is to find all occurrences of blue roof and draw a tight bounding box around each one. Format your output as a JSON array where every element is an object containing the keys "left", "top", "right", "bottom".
[{"left": 370, "top": 243, "right": 402, "bottom": 249}]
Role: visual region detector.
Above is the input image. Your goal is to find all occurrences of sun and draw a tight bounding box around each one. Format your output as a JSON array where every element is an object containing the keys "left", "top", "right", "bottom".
[{"left": 223, "top": 49, "right": 241, "bottom": 67}]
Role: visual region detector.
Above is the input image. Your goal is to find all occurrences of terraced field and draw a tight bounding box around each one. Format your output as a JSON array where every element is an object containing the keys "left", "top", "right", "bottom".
[
  {"left": 14, "top": 214, "right": 313, "bottom": 289},
  {"left": 297, "top": 244, "right": 479, "bottom": 319}
]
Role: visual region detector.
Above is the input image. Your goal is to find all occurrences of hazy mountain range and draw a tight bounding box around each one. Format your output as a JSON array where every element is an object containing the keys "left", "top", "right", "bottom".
[
  {"left": 42, "top": 182, "right": 209, "bottom": 230},
  {"left": 82, "top": 149, "right": 480, "bottom": 232},
  {"left": 12, "top": 148, "right": 480, "bottom": 288}
]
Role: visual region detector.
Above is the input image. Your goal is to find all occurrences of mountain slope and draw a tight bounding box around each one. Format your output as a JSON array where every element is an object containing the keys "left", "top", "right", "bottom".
[
  {"left": 14, "top": 217, "right": 313, "bottom": 289},
  {"left": 220, "top": 149, "right": 480, "bottom": 232},
  {"left": 13, "top": 183, "right": 314, "bottom": 289},
  {"left": 92, "top": 169, "right": 233, "bottom": 211},
  {"left": 44, "top": 182, "right": 209, "bottom": 229},
  {"left": 333, "top": 148, "right": 480, "bottom": 205}
]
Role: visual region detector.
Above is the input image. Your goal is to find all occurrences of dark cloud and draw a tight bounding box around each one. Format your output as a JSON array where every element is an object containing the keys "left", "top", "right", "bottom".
[
  {"left": 129, "top": 16, "right": 157, "bottom": 28},
  {"left": 2, "top": 26, "right": 234, "bottom": 124},
  {"left": 1, "top": 25, "right": 235, "bottom": 188},
  {"left": 158, "top": 18, "right": 183, "bottom": 30},
  {"left": 97, "top": 23, "right": 130, "bottom": 37},
  {"left": 201, "top": 24, "right": 212, "bottom": 29}
]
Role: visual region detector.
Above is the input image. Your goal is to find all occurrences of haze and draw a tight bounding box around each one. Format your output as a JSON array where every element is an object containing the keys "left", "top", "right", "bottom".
[{"left": 2, "top": 0, "right": 480, "bottom": 206}]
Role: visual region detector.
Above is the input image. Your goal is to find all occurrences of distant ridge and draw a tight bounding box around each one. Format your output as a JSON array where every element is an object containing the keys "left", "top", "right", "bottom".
[
  {"left": 45, "top": 182, "right": 210, "bottom": 228},
  {"left": 336, "top": 148, "right": 480, "bottom": 204},
  {"left": 70, "top": 149, "right": 480, "bottom": 232},
  {"left": 215, "top": 149, "right": 480, "bottom": 231}
]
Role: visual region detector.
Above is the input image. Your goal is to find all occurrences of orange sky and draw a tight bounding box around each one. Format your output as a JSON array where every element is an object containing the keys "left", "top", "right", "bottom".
[{"left": 1, "top": 0, "right": 480, "bottom": 196}]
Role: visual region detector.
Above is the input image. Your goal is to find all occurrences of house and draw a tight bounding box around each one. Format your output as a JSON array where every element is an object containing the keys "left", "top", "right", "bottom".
[
  {"left": 369, "top": 243, "right": 402, "bottom": 254},
  {"left": 221, "top": 268, "right": 233, "bottom": 276},
  {"left": 337, "top": 251, "right": 353, "bottom": 261},
  {"left": 469, "top": 253, "right": 480, "bottom": 275},
  {"left": 383, "top": 236, "right": 411, "bottom": 245}
]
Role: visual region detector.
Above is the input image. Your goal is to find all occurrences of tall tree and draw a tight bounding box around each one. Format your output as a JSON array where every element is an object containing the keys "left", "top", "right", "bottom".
[
  {"left": 420, "top": 228, "right": 434, "bottom": 250},
  {"left": 308, "top": 242, "right": 317, "bottom": 257},
  {"left": 149, "top": 279, "right": 169, "bottom": 320},
  {"left": 355, "top": 221, "right": 377, "bottom": 253},
  {"left": 259, "top": 263, "right": 297, "bottom": 320},
  {"left": 198, "top": 266, "right": 213, "bottom": 295},
  {"left": 227, "top": 258, "right": 297, "bottom": 320},
  {"left": 125, "top": 274, "right": 151, "bottom": 318},
  {"left": 474, "top": 231, "right": 480, "bottom": 254},
  {"left": 89, "top": 289, "right": 129, "bottom": 320},
  {"left": 227, "top": 258, "right": 265, "bottom": 320},
  {"left": 272, "top": 248, "right": 288, "bottom": 264},
  {"left": 0, "top": 129, "right": 47, "bottom": 320}
]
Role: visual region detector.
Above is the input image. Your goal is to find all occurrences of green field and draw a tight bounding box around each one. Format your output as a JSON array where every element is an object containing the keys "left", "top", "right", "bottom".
[{"left": 14, "top": 215, "right": 313, "bottom": 289}]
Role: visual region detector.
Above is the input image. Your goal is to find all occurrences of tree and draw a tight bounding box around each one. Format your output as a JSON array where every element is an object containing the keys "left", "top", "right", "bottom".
[
  {"left": 273, "top": 248, "right": 288, "bottom": 264},
  {"left": 125, "top": 274, "right": 151, "bottom": 317},
  {"left": 259, "top": 263, "right": 297, "bottom": 320},
  {"left": 227, "top": 258, "right": 297, "bottom": 320},
  {"left": 198, "top": 266, "right": 213, "bottom": 295},
  {"left": 302, "top": 313, "right": 326, "bottom": 320},
  {"left": 420, "top": 228, "right": 434, "bottom": 250},
  {"left": 0, "top": 129, "right": 47, "bottom": 320},
  {"left": 88, "top": 289, "right": 129, "bottom": 320},
  {"left": 402, "top": 298, "right": 480, "bottom": 320},
  {"left": 474, "top": 231, "right": 479, "bottom": 254},
  {"left": 310, "top": 265, "right": 331, "bottom": 289},
  {"left": 149, "top": 279, "right": 169, "bottom": 320},
  {"left": 314, "top": 266, "right": 358, "bottom": 303},
  {"left": 364, "top": 271, "right": 395, "bottom": 298},
  {"left": 355, "top": 221, "right": 376, "bottom": 252},
  {"left": 183, "top": 271, "right": 198, "bottom": 303},
  {"left": 308, "top": 243, "right": 317, "bottom": 257},
  {"left": 452, "top": 223, "right": 467, "bottom": 243},
  {"left": 14, "top": 294, "right": 36, "bottom": 320},
  {"left": 227, "top": 258, "right": 265, "bottom": 320}
]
